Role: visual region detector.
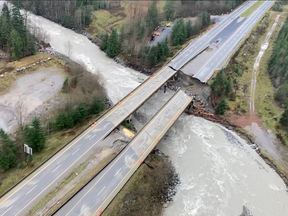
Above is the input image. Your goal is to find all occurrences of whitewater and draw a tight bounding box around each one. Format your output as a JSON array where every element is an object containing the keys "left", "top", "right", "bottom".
[{"left": 2, "top": 2, "right": 288, "bottom": 215}]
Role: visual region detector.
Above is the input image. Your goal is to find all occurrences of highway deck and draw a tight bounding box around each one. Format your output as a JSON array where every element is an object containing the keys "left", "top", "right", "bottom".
[
  {"left": 192, "top": 1, "right": 273, "bottom": 83},
  {"left": 0, "top": 66, "right": 176, "bottom": 216},
  {"left": 54, "top": 89, "right": 192, "bottom": 216},
  {"left": 169, "top": 1, "right": 256, "bottom": 70}
]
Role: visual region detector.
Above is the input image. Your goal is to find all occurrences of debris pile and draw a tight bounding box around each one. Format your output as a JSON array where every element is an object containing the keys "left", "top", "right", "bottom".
[{"left": 14, "top": 57, "right": 52, "bottom": 74}]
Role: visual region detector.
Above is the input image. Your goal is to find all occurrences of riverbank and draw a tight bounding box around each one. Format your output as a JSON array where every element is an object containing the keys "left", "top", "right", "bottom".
[{"left": 186, "top": 104, "right": 288, "bottom": 188}]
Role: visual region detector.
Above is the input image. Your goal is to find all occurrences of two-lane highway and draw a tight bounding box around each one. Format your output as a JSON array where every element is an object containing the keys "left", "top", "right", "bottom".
[
  {"left": 0, "top": 66, "right": 176, "bottom": 216},
  {"left": 192, "top": 1, "right": 274, "bottom": 83},
  {"left": 54, "top": 90, "right": 192, "bottom": 216},
  {"left": 169, "top": 0, "right": 256, "bottom": 70}
]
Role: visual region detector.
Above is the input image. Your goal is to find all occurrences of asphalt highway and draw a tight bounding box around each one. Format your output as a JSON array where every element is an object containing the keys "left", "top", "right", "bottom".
[
  {"left": 54, "top": 90, "right": 192, "bottom": 216},
  {"left": 192, "top": 1, "right": 274, "bottom": 83},
  {"left": 169, "top": 0, "right": 256, "bottom": 70},
  {"left": 0, "top": 67, "right": 176, "bottom": 216}
]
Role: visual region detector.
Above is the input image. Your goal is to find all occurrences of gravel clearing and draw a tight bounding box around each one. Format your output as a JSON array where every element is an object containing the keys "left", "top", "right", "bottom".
[{"left": 0, "top": 67, "right": 64, "bottom": 133}]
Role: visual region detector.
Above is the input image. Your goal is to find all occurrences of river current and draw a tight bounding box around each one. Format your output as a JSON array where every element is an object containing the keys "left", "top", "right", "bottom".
[{"left": 3, "top": 3, "right": 288, "bottom": 215}]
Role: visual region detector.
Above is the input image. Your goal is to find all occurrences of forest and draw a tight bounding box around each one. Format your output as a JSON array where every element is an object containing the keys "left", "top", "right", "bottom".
[
  {"left": 0, "top": 3, "right": 35, "bottom": 60},
  {"left": 268, "top": 15, "right": 288, "bottom": 125}
]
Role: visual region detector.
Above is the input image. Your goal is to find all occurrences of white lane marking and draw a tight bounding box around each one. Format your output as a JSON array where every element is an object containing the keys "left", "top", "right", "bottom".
[
  {"left": 72, "top": 148, "right": 80, "bottom": 156},
  {"left": 140, "top": 91, "right": 145, "bottom": 96},
  {"left": 89, "top": 134, "right": 96, "bottom": 140},
  {"left": 129, "top": 101, "right": 134, "bottom": 106},
  {"left": 151, "top": 129, "right": 156, "bottom": 135},
  {"left": 166, "top": 110, "right": 171, "bottom": 117},
  {"left": 52, "top": 165, "right": 61, "bottom": 173},
  {"left": 176, "top": 100, "right": 180, "bottom": 105},
  {"left": 114, "top": 168, "right": 122, "bottom": 176},
  {"left": 97, "top": 186, "right": 106, "bottom": 196},
  {"left": 139, "top": 141, "right": 145, "bottom": 148},
  {"left": 0, "top": 206, "right": 13, "bottom": 216},
  {"left": 129, "top": 153, "right": 135, "bottom": 160},
  {"left": 26, "top": 185, "right": 37, "bottom": 195},
  {"left": 104, "top": 123, "right": 109, "bottom": 128}
]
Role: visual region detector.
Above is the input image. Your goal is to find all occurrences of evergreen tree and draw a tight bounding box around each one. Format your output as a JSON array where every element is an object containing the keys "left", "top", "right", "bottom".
[
  {"left": 164, "top": 1, "right": 174, "bottom": 21},
  {"left": 171, "top": 18, "right": 186, "bottom": 46},
  {"left": 10, "top": 29, "right": 23, "bottom": 61},
  {"left": 201, "top": 12, "right": 211, "bottom": 28},
  {"left": 106, "top": 29, "right": 121, "bottom": 57},
  {"left": 280, "top": 107, "right": 288, "bottom": 126},
  {"left": 0, "top": 16, "right": 11, "bottom": 49},
  {"left": 146, "top": 1, "right": 158, "bottom": 32},
  {"left": 146, "top": 46, "right": 158, "bottom": 66},
  {"left": 185, "top": 20, "right": 193, "bottom": 38},
  {"left": 0, "top": 129, "right": 17, "bottom": 171},
  {"left": 215, "top": 98, "right": 227, "bottom": 115},
  {"left": 90, "top": 97, "right": 105, "bottom": 114},
  {"left": 24, "top": 117, "right": 46, "bottom": 152},
  {"left": 11, "top": 5, "right": 25, "bottom": 36},
  {"left": 1, "top": 3, "right": 10, "bottom": 20},
  {"left": 55, "top": 112, "right": 66, "bottom": 130},
  {"left": 100, "top": 33, "right": 109, "bottom": 51}
]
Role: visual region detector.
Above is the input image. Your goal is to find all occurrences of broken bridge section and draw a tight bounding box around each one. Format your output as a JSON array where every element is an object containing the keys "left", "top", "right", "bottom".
[{"left": 54, "top": 90, "right": 192, "bottom": 216}]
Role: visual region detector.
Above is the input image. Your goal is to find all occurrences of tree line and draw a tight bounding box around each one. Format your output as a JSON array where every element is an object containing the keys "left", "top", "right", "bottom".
[
  {"left": 19, "top": 0, "right": 120, "bottom": 30},
  {"left": 100, "top": 1, "right": 212, "bottom": 67},
  {"left": 268, "top": 15, "right": 288, "bottom": 126},
  {"left": 0, "top": 117, "right": 45, "bottom": 171},
  {"left": 0, "top": 3, "right": 35, "bottom": 60}
]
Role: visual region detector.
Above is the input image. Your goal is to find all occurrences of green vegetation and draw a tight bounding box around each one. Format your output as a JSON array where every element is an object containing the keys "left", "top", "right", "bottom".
[
  {"left": 0, "top": 114, "right": 100, "bottom": 197},
  {"left": 55, "top": 98, "right": 105, "bottom": 130},
  {"left": 0, "top": 3, "right": 35, "bottom": 61},
  {"left": 171, "top": 13, "right": 209, "bottom": 46},
  {"left": 268, "top": 15, "right": 288, "bottom": 127},
  {"left": 210, "top": 69, "right": 233, "bottom": 98},
  {"left": 22, "top": 1, "right": 115, "bottom": 30},
  {"left": 215, "top": 99, "right": 227, "bottom": 115},
  {"left": 143, "top": 39, "right": 170, "bottom": 66},
  {"left": 24, "top": 118, "right": 46, "bottom": 152},
  {"left": 121, "top": 120, "right": 133, "bottom": 130},
  {"left": 268, "top": 15, "right": 288, "bottom": 102},
  {"left": 0, "top": 129, "right": 17, "bottom": 171},
  {"left": 164, "top": 1, "right": 175, "bottom": 21},
  {"left": 272, "top": 2, "right": 283, "bottom": 12},
  {"left": 210, "top": 12, "right": 270, "bottom": 114},
  {"left": 241, "top": 1, "right": 264, "bottom": 18},
  {"left": 280, "top": 107, "right": 288, "bottom": 126},
  {"left": 106, "top": 29, "right": 121, "bottom": 57},
  {"left": 145, "top": 1, "right": 158, "bottom": 32},
  {"left": 171, "top": 19, "right": 187, "bottom": 46}
]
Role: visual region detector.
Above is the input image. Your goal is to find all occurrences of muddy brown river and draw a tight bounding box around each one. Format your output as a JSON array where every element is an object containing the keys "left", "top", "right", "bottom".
[{"left": 1, "top": 2, "right": 288, "bottom": 215}]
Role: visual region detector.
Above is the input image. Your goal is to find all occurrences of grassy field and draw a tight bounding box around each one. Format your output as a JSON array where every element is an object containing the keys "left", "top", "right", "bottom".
[
  {"left": 241, "top": 1, "right": 264, "bottom": 18},
  {"left": 0, "top": 113, "right": 102, "bottom": 197}
]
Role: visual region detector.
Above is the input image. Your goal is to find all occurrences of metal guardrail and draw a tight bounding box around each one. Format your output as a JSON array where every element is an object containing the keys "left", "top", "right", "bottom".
[
  {"left": 51, "top": 88, "right": 183, "bottom": 215},
  {"left": 0, "top": 65, "right": 175, "bottom": 200}
]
